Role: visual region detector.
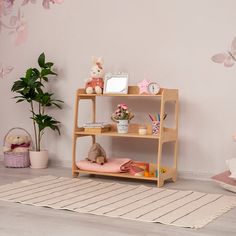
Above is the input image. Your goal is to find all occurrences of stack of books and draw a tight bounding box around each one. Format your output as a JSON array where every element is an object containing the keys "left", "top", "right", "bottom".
[
  {"left": 83, "top": 122, "right": 111, "bottom": 128},
  {"left": 83, "top": 122, "right": 111, "bottom": 133}
]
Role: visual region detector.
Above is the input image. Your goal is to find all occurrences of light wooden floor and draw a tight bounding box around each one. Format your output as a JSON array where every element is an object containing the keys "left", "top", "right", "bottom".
[{"left": 0, "top": 162, "right": 235, "bottom": 236}]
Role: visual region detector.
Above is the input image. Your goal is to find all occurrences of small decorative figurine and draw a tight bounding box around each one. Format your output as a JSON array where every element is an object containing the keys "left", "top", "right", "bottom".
[
  {"left": 85, "top": 56, "right": 104, "bottom": 94},
  {"left": 87, "top": 143, "right": 107, "bottom": 165},
  {"left": 137, "top": 79, "right": 150, "bottom": 94}
]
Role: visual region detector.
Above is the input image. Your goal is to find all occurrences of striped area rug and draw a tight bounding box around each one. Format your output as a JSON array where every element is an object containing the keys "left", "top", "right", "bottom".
[{"left": 0, "top": 175, "right": 236, "bottom": 229}]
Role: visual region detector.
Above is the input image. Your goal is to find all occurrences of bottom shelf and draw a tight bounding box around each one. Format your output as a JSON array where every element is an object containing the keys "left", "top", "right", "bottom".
[{"left": 73, "top": 166, "right": 176, "bottom": 183}]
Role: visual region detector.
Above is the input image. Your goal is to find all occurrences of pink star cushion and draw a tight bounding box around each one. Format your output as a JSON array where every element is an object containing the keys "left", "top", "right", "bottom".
[{"left": 138, "top": 79, "right": 150, "bottom": 94}]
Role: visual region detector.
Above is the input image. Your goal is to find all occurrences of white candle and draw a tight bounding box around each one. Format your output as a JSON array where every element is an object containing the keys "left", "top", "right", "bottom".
[{"left": 139, "top": 126, "right": 147, "bottom": 135}]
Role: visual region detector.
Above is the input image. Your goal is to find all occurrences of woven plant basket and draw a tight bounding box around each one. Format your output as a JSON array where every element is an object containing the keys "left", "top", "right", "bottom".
[{"left": 3, "top": 127, "right": 32, "bottom": 168}]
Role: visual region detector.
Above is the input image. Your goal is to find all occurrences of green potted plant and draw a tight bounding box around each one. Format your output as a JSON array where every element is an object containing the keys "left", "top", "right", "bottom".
[{"left": 11, "top": 53, "right": 63, "bottom": 168}]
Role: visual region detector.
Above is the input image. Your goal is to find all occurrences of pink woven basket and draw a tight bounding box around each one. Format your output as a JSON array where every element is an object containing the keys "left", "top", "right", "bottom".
[{"left": 3, "top": 127, "right": 32, "bottom": 168}]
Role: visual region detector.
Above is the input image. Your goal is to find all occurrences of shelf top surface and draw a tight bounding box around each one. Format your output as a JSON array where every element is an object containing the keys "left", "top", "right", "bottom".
[
  {"left": 77, "top": 86, "right": 178, "bottom": 98},
  {"left": 75, "top": 130, "right": 160, "bottom": 139},
  {"left": 77, "top": 93, "right": 162, "bottom": 97}
]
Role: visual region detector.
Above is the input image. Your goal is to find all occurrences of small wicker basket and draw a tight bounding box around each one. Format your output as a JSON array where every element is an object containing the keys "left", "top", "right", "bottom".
[{"left": 3, "top": 127, "right": 32, "bottom": 168}]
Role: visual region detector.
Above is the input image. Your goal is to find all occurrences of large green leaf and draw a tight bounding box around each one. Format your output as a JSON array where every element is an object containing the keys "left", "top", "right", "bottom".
[
  {"left": 34, "top": 92, "right": 63, "bottom": 108},
  {"left": 31, "top": 114, "right": 61, "bottom": 134},
  {"left": 25, "top": 68, "right": 33, "bottom": 79},
  {"left": 41, "top": 68, "right": 57, "bottom": 77},
  {"left": 38, "top": 53, "right": 45, "bottom": 67},
  {"left": 44, "top": 62, "right": 54, "bottom": 68},
  {"left": 32, "top": 68, "right": 40, "bottom": 76}
]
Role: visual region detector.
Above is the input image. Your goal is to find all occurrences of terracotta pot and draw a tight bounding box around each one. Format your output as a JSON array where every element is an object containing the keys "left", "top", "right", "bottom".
[{"left": 29, "top": 150, "right": 48, "bottom": 169}]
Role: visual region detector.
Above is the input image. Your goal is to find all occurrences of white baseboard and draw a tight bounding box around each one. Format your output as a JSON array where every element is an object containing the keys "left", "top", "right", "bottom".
[
  {"left": 50, "top": 159, "right": 71, "bottom": 168},
  {"left": 178, "top": 170, "right": 213, "bottom": 181}
]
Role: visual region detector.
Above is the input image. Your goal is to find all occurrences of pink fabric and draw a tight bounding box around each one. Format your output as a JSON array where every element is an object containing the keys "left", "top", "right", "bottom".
[
  {"left": 77, "top": 158, "right": 132, "bottom": 173},
  {"left": 212, "top": 171, "right": 236, "bottom": 186}
]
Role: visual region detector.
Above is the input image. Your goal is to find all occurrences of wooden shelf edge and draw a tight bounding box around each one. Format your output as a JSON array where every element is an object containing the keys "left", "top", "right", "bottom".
[
  {"left": 77, "top": 86, "right": 165, "bottom": 97},
  {"left": 74, "top": 128, "right": 177, "bottom": 142},
  {"left": 76, "top": 87, "right": 179, "bottom": 101},
  {"left": 74, "top": 131, "right": 160, "bottom": 139},
  {"left": 73, "top": 167, "right": 175, "bottom": 182},
  {"left": 74, "top": 169, "right": 157, "bottom": 181}
]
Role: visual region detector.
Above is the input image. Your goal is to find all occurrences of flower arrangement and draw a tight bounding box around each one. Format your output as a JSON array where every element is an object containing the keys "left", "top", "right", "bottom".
[{"left": 111, "top": 104, "right": 134, "bottom": 122}]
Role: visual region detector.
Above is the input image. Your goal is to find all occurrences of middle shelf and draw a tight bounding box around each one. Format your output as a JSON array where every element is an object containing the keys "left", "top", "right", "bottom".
[{"left": 74, "top": 123, "right": 177, "bottom": 142}]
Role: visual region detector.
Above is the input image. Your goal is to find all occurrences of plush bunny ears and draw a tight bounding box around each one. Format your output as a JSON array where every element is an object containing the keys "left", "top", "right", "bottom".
[
  {"left": 96, "top": 62, "right": 103, "bottom": 69},
  {"left": 92, "top": 56, "right": 104, "bottom": 69}
]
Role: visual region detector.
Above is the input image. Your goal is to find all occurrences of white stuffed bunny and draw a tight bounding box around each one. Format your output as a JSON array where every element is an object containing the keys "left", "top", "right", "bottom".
[{"left": 85, "top": 56, "right": 104, "bottom": 94}]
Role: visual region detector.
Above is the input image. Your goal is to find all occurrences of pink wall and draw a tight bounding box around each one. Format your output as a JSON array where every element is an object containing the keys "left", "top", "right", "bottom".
[{"left": 1, "top": 0, "right": 236, "bottom": 178}]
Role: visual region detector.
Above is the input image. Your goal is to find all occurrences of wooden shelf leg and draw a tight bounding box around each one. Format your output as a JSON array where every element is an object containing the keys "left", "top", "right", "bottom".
[
  {"left": 156, "top": 93, "right": 166, "bottom": 187},
  {"left": 157, "top": 140, "right": 164, "bottom": 187},
  {"left": 72, "top": 135, "right": 79, "bottom": 178},
  {"left": 92, "top": 135, "right": 96, "bottom": 144},
  {"left": 72, "top": 93, "right": 80, "bottom": 178},
  {"left": 172, "top": 97, "right": 179, "bottom": 183},
  {"left": 158, "top": 178, "right": 164, "bottom": 187},
  {"left": 172, "top": 172, "right": 177, "bottom": 182},
  {"left": 92, "top": 97, "right": 96, "bottom": 123},
  {"left": 92, "top": 97, "right": 96, "bottom": 144},
  {"left": 172, "top": 139, "right": 178, "bottom": 182},
  {"left": 73, "top": 172, "right": 79, "bottom": 178}
]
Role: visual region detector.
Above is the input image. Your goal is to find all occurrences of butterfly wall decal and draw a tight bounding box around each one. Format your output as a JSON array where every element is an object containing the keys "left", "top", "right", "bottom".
[
  {"left": 0, "top": 65, "right": 13, "bottom": 79},
  {"left": 211, "top": 37, "right": 236, "bottom": 67}
]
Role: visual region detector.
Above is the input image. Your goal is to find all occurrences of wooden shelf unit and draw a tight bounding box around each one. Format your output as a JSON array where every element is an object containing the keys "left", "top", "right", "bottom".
[{"left": 72, "top": 86, "right": 179, "bottom": 187}]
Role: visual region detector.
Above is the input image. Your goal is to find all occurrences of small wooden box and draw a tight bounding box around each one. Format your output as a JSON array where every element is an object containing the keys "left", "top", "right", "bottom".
[{"left": 84, "top": 126, "right": 111, "bottom": 133}]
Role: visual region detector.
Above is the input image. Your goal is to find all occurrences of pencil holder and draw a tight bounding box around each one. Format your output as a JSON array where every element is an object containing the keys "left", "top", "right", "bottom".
[{"left": 152, "top": 121, "right": 160, "bottom": 135}]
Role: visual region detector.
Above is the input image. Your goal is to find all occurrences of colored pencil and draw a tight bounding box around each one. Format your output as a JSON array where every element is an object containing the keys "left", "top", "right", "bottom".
[{"left": 149, "top": 114, "right": 154, "bottom": 121}]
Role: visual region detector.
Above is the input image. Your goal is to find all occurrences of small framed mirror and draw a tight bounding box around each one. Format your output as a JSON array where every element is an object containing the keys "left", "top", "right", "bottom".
[{"left": 103, "top": 73, "right": 129, "bottom": 94}]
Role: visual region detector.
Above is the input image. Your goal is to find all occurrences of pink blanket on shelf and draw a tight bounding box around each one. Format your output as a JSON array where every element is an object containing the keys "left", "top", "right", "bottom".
[{"left": 77, "top": 158, "right": 132, "bottom": 173}]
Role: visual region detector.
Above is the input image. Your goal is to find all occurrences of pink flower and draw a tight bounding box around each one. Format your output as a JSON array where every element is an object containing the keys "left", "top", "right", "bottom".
[
  {"left": 42, "top": 0, "right": 63, "bottom": 9},
  {"left": 120, "top": 103, "right": 128, "bottom": 109},
  {"left": 0, "top": 0, "right": 15, "bottom": 17},
  {"left": 21, "top": 0, "right": 36, "bottom": 6},
  {"left": 9, "top": 11, "right": 28, "bottom": 46},
  {"left": 0, "top": 64, "right": 13, "bottom": 79}
]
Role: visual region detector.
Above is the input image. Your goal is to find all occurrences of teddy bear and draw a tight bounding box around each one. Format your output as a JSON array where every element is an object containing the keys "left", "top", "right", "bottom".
[
  {"left": 3, "top": 135, "right": 30, "bottom": 153},
  {"left": 87, "top": 143, "right": 107, "bottom": 165},
  {"left": 85, "top": 56, "right": 104, "bottom": 94}
]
